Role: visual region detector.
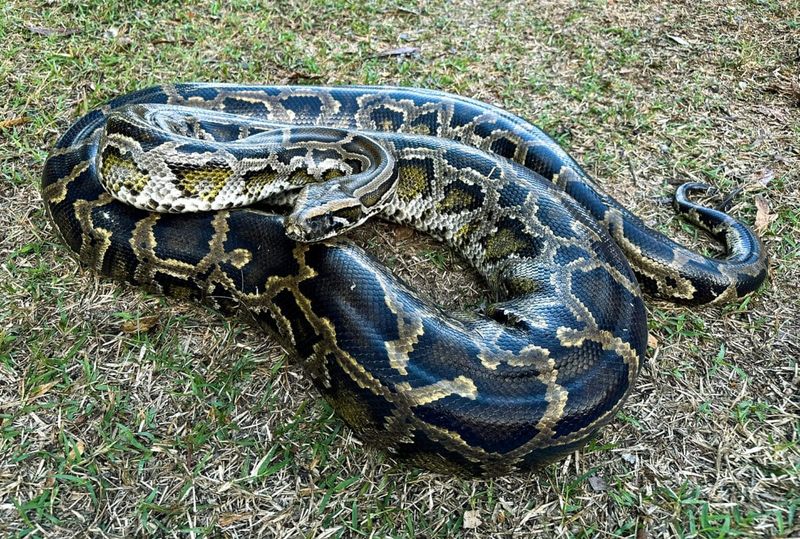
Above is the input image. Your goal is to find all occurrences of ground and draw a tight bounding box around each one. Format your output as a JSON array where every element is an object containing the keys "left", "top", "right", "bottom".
[{"left": 1, "top": 0, "right": 798, "bottom": 537}]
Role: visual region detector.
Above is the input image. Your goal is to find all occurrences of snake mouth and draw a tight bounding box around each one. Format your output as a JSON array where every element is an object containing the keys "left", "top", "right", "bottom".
[{"left": 283, "top": 219, "right": 305, "bottom": 241}]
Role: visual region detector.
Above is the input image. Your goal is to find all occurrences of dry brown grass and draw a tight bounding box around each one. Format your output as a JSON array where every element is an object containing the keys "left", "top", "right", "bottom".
[{"left": 1, "top": 0, "right": 798, "bottom": 537}]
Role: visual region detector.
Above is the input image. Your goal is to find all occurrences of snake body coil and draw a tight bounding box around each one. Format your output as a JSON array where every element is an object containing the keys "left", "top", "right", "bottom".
[{"left": 42, "top": 84, "right": 766, "bottom": 475}]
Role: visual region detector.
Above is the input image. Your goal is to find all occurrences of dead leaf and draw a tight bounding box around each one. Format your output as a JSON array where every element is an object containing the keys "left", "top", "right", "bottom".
[
  {"left": 28, "top": 381, "right": 57, "bottom": 401},
  {"left": 463, "top": 510, "right": 482, "bottom": 529},
  {"left": 27, "top": 25, "right": 80, "bottom": 37},
  {"left": 375, "top": 46, "right": 420, "bottom": 58},
  {"left": 120, "top": 315, "right": 160, "bottom": 334},
  {"left": 0, "top": 116, "right": 30, "bottom": 129},
  {"left": 68, "top": 439, "right": 85, "bottom": 462},
  {"left": 218, "top": 513, "right": 251, "bottom": 526},
  {"left": 647, "top": 333, "right": 659, "bottom": 349},
  {"left": 588, "top": 475, "right": 608, "bottom": 492},
  {"left": 666, "top": 34, "right": 691, "bottom": 47},
  {"left": 756, "top": 168, "right": 775, "bottom": 187},
  {"left": 754, "top": 195, "right": 772, "bottom": 235}
]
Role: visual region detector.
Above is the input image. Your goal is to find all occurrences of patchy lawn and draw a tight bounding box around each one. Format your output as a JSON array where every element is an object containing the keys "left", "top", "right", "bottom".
[{"left": 1, "top": 0, "right": 798, "bottom": 536}]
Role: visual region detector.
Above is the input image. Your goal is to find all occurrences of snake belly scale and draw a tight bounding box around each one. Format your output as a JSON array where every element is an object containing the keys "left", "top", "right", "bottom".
[{"left": 41, "top": 84, "right": 767, "bottom": 476}]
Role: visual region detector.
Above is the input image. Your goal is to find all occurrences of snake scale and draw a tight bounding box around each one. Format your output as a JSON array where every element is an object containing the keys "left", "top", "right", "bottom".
[{"left": 41, "top": 84, "right": 767, "bottom": 476}]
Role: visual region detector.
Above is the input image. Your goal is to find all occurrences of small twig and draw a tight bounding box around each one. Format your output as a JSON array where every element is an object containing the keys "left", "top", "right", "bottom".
[
  {"left": 27, "top": 25, "right": 80, "bottom": 37},
  {"left": 369, "top": 46, "right": 420, "bottom": 59},
  {"left": 0, "top": 116, "right": 30, "bottom": 129},
  {"left": 393, "top": 6, "right": 420, "bottom": 15},
  {"left": 151, "top": 38, "right": 196, "bottom": 46}
]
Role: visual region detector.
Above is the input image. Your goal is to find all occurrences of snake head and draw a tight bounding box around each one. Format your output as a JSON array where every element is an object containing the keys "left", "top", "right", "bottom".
[{"left": 285, "top": 182, "right": 375, "bottom": 242}]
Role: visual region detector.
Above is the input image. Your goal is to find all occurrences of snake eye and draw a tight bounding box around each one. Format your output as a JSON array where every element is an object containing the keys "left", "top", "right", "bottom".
[
  {"left": 332, "top": 206, "right": 365, "bottom": 224},
  {"left": 305, "top": 213, "right": 336, "bottom": 235}
]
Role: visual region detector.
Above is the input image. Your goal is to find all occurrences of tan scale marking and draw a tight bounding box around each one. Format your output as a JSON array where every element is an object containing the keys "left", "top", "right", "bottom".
[
  {"left": 45, "top": 141, "right": 93, "bottom": 159},
  {"left": 130, "top": 213, "right": 194, "bottom": 284},
  {"left": 602, "top": 207, "right": 697, "bottom": 299},
  {"left": 316, "top": 316, "right": 397, "bottom": 396},
  {"left": 73, "top": 194, "right": 115, "bottom": 272},
  {"left": 486, "top": 326, "right": 642, "bottom": 453},
  {"left": 483, "top": 130, "right": 525, "bottom": 159},
  {"left": 396, "top": 376, "right": 478, "bottom": 406},
  {"left": 259, "top": 243, "right": 395, "bottom": 397},
  {"left": 354, "top": 96, "right": 410, "bottom": 131},
  {"left": 573, "top": 256, "right": 641, "bottom": 299},
  {"left": 42, "top": 159, "right": 90, "bottom": 204},
  {"left": 556, "top": 327, "right": 639, "bottom": 381},
  {"left": 507, "top": 344, "right": 551, "bottom": 368},
  {"left": 527, "top": 359, "right": 569, "bottom": 442},
  {"left": 403, "top": 408, "right": 493, "bottom": 460},
  {"left": 373, "top": 272, "right": 425, "bottom": 376}
]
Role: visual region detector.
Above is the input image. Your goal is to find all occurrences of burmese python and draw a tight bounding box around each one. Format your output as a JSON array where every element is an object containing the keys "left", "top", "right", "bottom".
[{"left": 41, "top": 84, "right": 767, "bottom": 476}]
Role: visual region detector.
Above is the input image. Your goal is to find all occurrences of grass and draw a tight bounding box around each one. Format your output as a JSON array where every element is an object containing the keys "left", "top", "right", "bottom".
[{"left": 1, "top": 0, "right": 799, "bottom": 537}]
